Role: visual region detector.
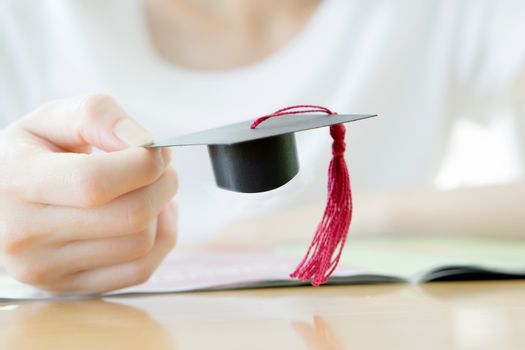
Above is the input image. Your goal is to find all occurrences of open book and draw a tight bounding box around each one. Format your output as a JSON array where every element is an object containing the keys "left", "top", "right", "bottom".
[{"left": 1, "top": 236, "right": 524, "bottom": 301}]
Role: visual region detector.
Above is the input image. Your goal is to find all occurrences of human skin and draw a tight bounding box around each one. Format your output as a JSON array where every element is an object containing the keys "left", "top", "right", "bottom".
[
  {"left": 0, "top": 94, "right": 178, "bottom": 294},
  {"left": 145, "top": 0, "right": 320, "bottom": 69}
]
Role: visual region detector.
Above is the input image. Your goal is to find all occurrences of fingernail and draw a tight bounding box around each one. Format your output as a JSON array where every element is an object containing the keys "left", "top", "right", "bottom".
[{"left": 113, "top": 119, "right": 154, "bottom": 147}]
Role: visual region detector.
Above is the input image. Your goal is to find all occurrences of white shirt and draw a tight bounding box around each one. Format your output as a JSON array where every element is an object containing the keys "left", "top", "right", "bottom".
[{"left": 1, "top": 0, "right": 525, "bottom": 243}]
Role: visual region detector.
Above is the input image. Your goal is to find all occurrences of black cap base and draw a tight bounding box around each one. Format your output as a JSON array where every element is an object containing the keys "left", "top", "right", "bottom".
[{"left": 207, "top": 134, "right": 299, "bottom": 193}]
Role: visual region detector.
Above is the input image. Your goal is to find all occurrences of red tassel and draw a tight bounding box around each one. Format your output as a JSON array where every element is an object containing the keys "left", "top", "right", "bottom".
[{"left": 251, "top": 106, "right": 353, "bottom": 286}]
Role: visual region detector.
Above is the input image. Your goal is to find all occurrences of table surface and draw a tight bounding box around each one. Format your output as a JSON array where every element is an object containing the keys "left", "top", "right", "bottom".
[{"left": 1, "top": 280, "right": 524, "bottom": 350}]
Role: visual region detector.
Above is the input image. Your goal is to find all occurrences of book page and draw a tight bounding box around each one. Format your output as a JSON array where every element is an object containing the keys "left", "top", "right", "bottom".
[
  {"left": 1, "top": 236, "right": 524, "bottom": 300},
  {"left": 0, "top": 250, "right": 398, "bottom": 301},
  {"left": 314, "top": 236, "right": 525, "bottom": 280}
]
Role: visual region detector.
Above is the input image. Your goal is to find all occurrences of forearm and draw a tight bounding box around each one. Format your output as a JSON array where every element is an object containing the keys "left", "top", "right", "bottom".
[
  {"left": 205, "top": 180, "right": 525, "bottom": 249},
  {"left": 374, "top": 180, "right": 525, "bottom": 238}
]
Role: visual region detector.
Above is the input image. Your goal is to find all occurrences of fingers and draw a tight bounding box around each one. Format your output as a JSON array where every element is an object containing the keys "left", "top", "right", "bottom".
[
  {"left": 14, "top": 147, "right": 172, "bottom": 207},
  {"left": 0, "top": 94, "right": 180, "bottom": 295},
  {"left": 17, "top": 93, "right": 154, "bottom": 152},
  {"left": 7, "top": 168, "right": 177, "bottom": 246},
  {"left": 45, "top": 221, "right": 159, "bottom": 277},
  {"left": 1, "top": 203, "right": 176, "bottom": 291},
  {"left": 49, "top": 202, "right": 177, "bottom": 295},
  {"left": 27, "top": 167, "right": 178, "bottom": 242},
  {"left": 2, "top": 93, "right": 173, "bottom": 207}
]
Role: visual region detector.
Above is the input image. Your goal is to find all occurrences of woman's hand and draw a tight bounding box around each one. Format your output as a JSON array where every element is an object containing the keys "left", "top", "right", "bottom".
[{"left": 0, "top": 94, "right": 178, "bottom": 295}]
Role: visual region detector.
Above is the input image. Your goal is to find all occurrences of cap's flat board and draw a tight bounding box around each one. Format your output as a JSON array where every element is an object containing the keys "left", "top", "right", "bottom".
[{"left": 148, "top": 113, "right": 377, "bottom": 148}]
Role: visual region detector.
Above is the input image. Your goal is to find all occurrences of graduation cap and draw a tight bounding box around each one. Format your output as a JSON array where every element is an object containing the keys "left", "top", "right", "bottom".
[
  {"left": 148, "top": 105, "right": 377, "bottom": 285},
  {"left": 149, "top": 106, "right": 375, "bottom": 193}
]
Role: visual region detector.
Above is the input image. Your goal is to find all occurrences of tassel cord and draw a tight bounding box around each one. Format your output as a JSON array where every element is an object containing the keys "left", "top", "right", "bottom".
[{"left": 251, "top": 106, "right": 353, "bottom": 286}]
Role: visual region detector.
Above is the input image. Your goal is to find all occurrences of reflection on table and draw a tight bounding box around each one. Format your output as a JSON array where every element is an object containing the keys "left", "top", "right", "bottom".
[{"left": 0, "top": 281, "right": 524, "bottom": 350}]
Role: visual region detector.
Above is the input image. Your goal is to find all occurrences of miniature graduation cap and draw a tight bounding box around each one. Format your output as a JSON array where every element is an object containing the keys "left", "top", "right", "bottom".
[{"left": 148, "top": 105, "right": 377, "bottom": 286}]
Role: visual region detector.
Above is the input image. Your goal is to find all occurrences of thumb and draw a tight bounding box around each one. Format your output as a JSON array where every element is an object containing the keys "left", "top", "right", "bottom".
[{"left": 18, "top": 94, "right": 154, "bottom": 152}]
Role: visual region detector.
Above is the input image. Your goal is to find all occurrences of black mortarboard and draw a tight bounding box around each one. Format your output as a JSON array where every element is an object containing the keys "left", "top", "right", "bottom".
[
  {"left": 147, "top": 112, "right": 375, "bottom": 193},
  {"left": 147, "top": 105, "right": 377, "bottom": 287}
]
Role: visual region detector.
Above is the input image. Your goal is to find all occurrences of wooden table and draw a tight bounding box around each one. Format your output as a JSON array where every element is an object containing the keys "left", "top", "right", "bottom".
[{"left": 1, "top": 281, "right": 524, "bottom": 350}]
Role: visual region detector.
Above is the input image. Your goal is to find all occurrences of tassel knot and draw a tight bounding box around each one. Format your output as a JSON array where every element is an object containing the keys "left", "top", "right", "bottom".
[{"left": 330, "top": 124, "right": 346, "bottom": 156}]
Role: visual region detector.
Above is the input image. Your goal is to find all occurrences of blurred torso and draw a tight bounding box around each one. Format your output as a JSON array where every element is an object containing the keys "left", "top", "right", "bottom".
[{"left": 1, "top": 0, "right": 522, "bottom": 243}]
